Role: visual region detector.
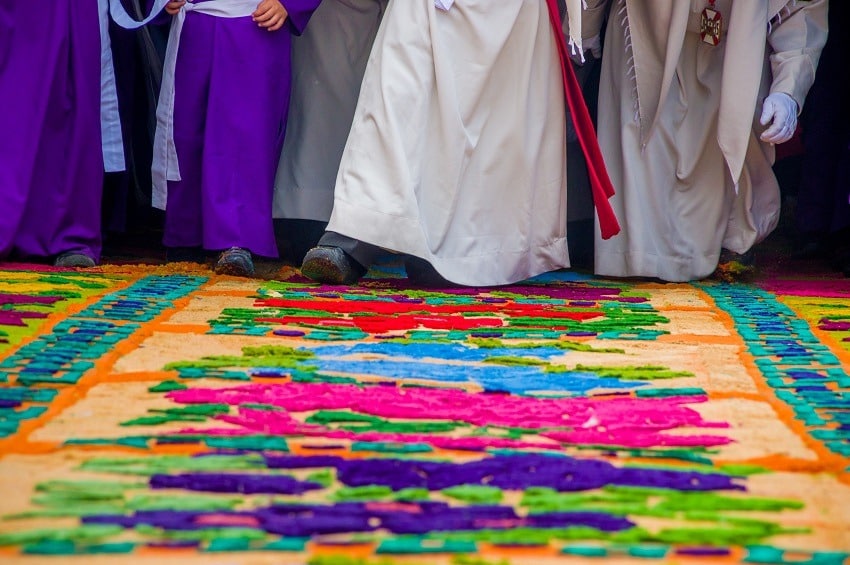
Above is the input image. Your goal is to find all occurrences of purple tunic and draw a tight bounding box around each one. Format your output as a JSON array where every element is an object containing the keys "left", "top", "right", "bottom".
[
  {"left": 0, "top": 0, "right": 104, "bottom": 262},
  {"left": 162, "top": 0, "right": 320, "bottom": 258}
]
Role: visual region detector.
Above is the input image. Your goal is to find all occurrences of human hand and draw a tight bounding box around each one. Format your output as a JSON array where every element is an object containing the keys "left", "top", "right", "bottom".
[
  {"left": 759, "top": 92, "right": 797, "bottom": 144},
  {"left": 165, "top": 0, "right": 185, "bottom": 15},
  {"left": 253, "top": 0, "right": 288, "bottom": 31}
]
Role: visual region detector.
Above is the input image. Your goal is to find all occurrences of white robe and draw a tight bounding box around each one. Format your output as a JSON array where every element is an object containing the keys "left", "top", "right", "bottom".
[
  {"left": 325, "top": 0, "right": 570, "bottom": 287},
  {"left": 579, "top": 0, "right": 827, "bottom": 281}
]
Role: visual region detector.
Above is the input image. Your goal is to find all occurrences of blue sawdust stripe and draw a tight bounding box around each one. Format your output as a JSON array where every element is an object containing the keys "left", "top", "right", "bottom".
[
  {"left": 0, "top": 275, "right": 207, "bottom": 438},
  {"left": 700, "top": 283, "right": 850, "bottom": 457}
]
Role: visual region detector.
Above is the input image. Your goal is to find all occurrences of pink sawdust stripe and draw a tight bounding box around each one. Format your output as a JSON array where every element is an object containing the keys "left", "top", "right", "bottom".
[
  {"left": 759, "top": 278, "right": 850, "bottom": 298},
  {"left": 0, "top": 262, "right": 77, "bottom": 272},
  {"left": 169, "top": 383, "right": 730, "bottom": 449},
  {"left": 183, "top": 410, "right": 563, "bottom": 451}
]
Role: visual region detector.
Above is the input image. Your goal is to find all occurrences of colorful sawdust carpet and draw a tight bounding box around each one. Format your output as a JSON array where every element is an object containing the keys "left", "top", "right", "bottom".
[{"left": 0, "top": 260, "right": 848, "bottom": 564}]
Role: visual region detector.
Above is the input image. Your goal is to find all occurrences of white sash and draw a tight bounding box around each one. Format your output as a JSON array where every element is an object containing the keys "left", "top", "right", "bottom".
[
  {"left": 98, "top": 0, "right": 125, "bottom": 172},
  {"left": 151, "top": 0, "right": 260, "bottom": 210},
  {"left": 565, "top": 0, "right": 585, "bottom": 56},
  {"left": 98, "top": 0, "right": 173, "bottom": 173},
  {"left": 108, "top": 0, "right": 172, "bottom": 28}
]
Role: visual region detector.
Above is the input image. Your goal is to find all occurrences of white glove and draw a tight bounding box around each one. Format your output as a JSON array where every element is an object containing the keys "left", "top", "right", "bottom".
[
  {"left": 569, "top": 34, "right": 602, "bottom": 65},
  {"left": 759, "top": 92, "right": 798, "bottom": 144}
]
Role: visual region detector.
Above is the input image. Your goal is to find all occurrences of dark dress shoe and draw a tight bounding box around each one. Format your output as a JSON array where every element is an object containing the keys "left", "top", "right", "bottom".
[
  {"left": 300, "top": 246, "right": 366, "bottom": 285},
  {"left": 54, "top": 252, "right": 96, "bottom": 268},
  {"left": 214, "top": 247, "right": 255, "bottom": 277}
]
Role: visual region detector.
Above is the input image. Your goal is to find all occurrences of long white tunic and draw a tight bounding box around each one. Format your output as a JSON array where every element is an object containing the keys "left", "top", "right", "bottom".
[
  {"left": 325, "top": 0, "right": 570, "bottom": 286},
  {"left": 580, "top": 0, "right": 827, "bottom": 281}
]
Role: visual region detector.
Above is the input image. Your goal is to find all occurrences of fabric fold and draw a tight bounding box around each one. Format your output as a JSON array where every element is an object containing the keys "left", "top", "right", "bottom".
[
  {"left": 544, "top": 0, "right": 620, "bottom": 239},
  {"left": 149, "top": 0, "right": 261, "bottom": 209}
]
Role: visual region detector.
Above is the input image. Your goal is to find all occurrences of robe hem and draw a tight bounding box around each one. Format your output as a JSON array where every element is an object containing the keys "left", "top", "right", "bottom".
[
  {"left": 594, "top": 250, "right": 720, "bottom": 283},
  {"left": 328, "top": 198, "right": 571, "bottom": 287}
]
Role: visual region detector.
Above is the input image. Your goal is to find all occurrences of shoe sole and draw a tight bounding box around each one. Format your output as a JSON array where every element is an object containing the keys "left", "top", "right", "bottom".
[
  {"left": 301, "top": 256, "right": 354, "bottom": 285},
  {"left": 55, "top": 256, "right": 96, "bottom": 268},
  {"left": 214, "top": 262, "right": 254, "bottom": 277}
]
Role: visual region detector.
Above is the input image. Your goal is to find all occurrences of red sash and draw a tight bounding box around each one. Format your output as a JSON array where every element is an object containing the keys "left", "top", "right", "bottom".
[{"left": 544, "top": 0, "right": 620, "bottom": 239}]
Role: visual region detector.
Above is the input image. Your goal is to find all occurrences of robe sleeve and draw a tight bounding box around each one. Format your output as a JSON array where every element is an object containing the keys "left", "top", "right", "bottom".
[
  {"left": 280, "top": 0, "right": 322, "bottom": 35},
  {"left": 766, "top": 0, "right": 828, "bottom": 112}
]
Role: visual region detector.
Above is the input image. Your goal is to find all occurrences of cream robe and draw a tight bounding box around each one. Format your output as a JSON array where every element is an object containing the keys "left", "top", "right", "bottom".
[
  {"left": 325, "top": 0, "right": 569, "bottom": 286},
  {"left": 576, "top": 0, "right": 827, "bottom": 281}
]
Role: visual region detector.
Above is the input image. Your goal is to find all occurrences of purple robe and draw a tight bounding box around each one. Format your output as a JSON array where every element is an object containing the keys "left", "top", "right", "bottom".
[
  {"left": 162, "top": 0, "right": 320, "bottom": 258},
  {"left": 0, "top": 0, "right": 104, "bottom": 262}
]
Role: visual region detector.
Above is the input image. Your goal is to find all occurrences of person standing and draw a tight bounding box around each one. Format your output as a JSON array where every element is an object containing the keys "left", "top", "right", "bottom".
[
  {"left": 0, "top": 0, "right": 125, "bottom": 267},
  {"left": 570, "top": 0, "right": 828, "bottom": 282},
  {"left": 154, "top": 0, "right": 321, "bottom": 276},
  {"left": 272, "top": 0, "right": 388, "bottom": 265},
  {"left": 300, "top": 0, "right": 618, "bottom": 287}
]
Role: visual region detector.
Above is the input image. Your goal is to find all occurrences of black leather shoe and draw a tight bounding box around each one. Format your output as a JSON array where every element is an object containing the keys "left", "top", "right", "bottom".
[
  {"left": 300, "top": 246, "right": 366, "bottom": 285},
  {"left": 214, "top": 247, "right": 255, "bottom": 277},
  {"left": 54, "top": 252, "right": 96, "bottom": 268}
]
